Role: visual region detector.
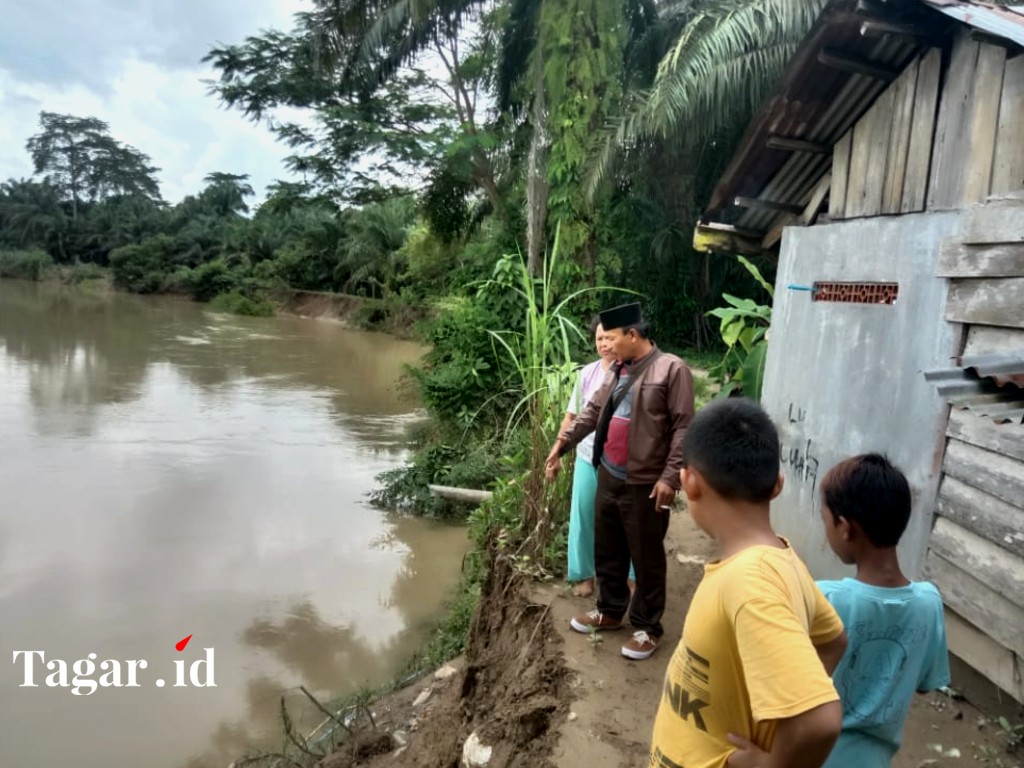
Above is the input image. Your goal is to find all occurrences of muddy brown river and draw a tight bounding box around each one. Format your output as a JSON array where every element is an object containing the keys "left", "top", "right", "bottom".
[{"left": 0, "top": 279, "right": 469, "bottom": 768}]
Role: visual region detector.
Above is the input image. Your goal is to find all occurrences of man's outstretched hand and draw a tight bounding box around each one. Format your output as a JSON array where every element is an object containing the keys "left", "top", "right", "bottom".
[{"left": 544, "top": 445, "right": 562, "bottom": 482}]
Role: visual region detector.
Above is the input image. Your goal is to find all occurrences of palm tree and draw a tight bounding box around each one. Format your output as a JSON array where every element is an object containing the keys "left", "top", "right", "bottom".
[
  {"left": 588, "top": 0, "right": 828, "bottom": 194},
  {"left": 200, "top": 173, "right": 256, "bottom": 217},
  {"left": 0, "top": 179, "right": 70, "bottom": 261},
  {"left": 337, "top": 196, "right": 416, "bottom": 296}
]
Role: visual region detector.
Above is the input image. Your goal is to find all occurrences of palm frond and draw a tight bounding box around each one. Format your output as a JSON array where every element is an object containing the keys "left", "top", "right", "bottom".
[
  {"left": 586, "top": 0, "right": 827, "bottom": 196},
  {"left": 644, "top": 0, "right": 826, "bottom": 139}
]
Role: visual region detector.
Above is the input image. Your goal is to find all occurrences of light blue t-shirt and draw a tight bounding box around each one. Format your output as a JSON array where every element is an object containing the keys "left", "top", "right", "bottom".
[{"left": 818, "top": 578, "right": 951, "bottom": 768}]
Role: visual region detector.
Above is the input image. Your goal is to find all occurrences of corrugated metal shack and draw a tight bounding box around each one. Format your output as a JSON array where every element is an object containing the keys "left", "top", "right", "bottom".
[{"left": 694, "top": 0, "right": 1024, "bottom": 701}]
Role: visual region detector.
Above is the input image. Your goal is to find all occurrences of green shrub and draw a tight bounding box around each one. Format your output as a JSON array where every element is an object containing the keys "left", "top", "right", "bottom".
[
  {"left": 162, "top": 266, "right": 193, "bottom": 294},
  {"left": 109, "top": 235, "right": 176, "bottom": 293},
  {"left": 0, "top": 249, "right": 54, "bottom": 281},
  {"left": 208, "top": 290, "right": 274, "bottom": 317},
  {"left": 372, "top": 436, "right": 506, "bottom": 520},
  {"left": 410, "top": 296, "right": 512, "bottom": 428},
  {"left": 188, "top": 259, "right": 240, "bottom": 302}
]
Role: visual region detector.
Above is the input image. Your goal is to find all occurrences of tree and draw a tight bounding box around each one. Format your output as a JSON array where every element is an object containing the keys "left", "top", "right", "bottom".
[
  {"left": 203, "top": 21, "right": 462, "bottom": 205},
  {"left": 338, "top": 196, "right": 416, "bottom": 296},
  {"left": 199, "top": 172, "right": 255, "bottom": 216},
  {"left": 0, "top": 178, "right": 69, "bottom": 259},
  {"left": 25, "top": 112, "right": 162, "bottom": 218}
]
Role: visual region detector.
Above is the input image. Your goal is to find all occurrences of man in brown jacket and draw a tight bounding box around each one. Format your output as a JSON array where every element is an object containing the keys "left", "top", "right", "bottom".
[{"left": 545, "top": 302, "right": 694, "bottom": 660}]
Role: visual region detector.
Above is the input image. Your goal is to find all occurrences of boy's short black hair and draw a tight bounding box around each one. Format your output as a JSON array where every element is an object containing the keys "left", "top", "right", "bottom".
[
  {"left": 821, "top": 453, "right": 911, "bottom": 547},
  {"left": 681, "top": 398, "right": 780, "bottom": 503}
]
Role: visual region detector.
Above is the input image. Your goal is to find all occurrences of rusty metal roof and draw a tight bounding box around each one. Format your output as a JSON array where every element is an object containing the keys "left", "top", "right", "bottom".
[
  {"left": 695, "top": 0, "right": 1024, "bottom": 253},
  {"left": 922, "top": 1, "right": 1024, "bottom": 47},
  {"left": 925, "top": 352, "right": 1024, "bottom": 423}
]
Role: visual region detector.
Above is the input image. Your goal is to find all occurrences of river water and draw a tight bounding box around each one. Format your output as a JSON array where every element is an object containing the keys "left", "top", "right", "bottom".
[{"left": 0, "top": 279, "right": 469, "bottom": 768}]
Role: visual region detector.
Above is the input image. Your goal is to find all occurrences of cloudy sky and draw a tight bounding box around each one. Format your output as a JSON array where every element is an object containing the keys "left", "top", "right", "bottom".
[{"left": 0, "top": 0, "right": 309, "bottom": 204}]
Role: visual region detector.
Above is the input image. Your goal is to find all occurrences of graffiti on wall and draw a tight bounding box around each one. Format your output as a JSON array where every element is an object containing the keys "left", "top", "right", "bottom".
[{"left": 780, "top": 403, "right": 820, "bottom": 494}]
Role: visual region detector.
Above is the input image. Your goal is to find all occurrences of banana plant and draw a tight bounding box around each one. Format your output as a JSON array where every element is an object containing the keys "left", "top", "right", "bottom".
[{"left": 706, "top": 255, "right": 773, "bottom": 400}]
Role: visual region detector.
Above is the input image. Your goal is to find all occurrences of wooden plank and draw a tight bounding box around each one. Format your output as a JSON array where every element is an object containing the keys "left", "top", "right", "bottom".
[
  {"left": 734, "top": 196, "right": 803, "bottom": 215},
  {"left": 925, "top": 550, "right": 1024, "bottom": 658},
  {"left": 766, "top": 136, "right": 831, "bottom": 155},
  {"left": 992, "top": 53, "right": 1024, "bottom": 196},
  {"left": 964, "top": 44, "right": 1007, "bottom": 203},
  {"left": 882, "top": 59, "right": 919, "bottom": 213},
  {"left": 818, "top": 48, "right": 900, "bottom": 81},
  {"left": 945, "top": 277, "right": 1024, "bottom": 328},
  {"left": 945, "top": 608, "right": 1024, "bottom": 703},
  {"left": 947, "top": 408, "right": 1024, "bottom": 463},
  {"left": 936, "top": 474, "right": 1024, "bottom": 559},
  {"left": 761, "top": 215, "right": 796, "bottom": 250},
  {"left": 861, "top": 20, "right": 945, "bottom": 47},
  {"left": 928, "top": 33, "right": 982, "bottom": 210},
  {"left": 800, "top": 173, "right": 832, "bottom": 226},
  {"left": 830, "top": 131, "right": 852, "bottom": 219},
  {"left": 963, "top": 325, "right": 1024, "bottom": 356},
  {"left": 863, "top": 87, "right": 895, "bottom": 217},
  {"left": 845, "top": 105, "right": 875, "bottom": 218},
  {"left": 930, "top": 516, "right": 1024, "bottom": 610},
  {"left": 942, "top": 438, "right": 1024, "bottom": 509},
  {"left": 964, "top": 203, "right": 1024, "bottom": 243},
  {"left": 937, "top": 241, "right": 1024, "bottom": 277},
  {"left": 903, "top": 48, "right": 942, "bottom": 213}
]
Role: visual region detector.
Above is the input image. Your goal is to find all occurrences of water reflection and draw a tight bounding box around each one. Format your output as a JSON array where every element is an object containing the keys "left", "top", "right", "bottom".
[
  {"left": 0, "top": 280, "right": 424, "bottom": 448},
  {"left": 0, "top": 279, "right": 469, "bottom": 768}
]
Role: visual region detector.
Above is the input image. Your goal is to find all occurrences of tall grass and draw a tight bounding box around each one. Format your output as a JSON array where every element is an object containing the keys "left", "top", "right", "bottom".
[{"left": 484, "top": 227, "right": 604, "bottom": 560}]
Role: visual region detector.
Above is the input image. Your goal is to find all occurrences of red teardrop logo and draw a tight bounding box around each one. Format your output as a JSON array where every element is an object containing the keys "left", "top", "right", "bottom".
[{"left": 175, "top": 634, "right": 193, "bottom": 652}]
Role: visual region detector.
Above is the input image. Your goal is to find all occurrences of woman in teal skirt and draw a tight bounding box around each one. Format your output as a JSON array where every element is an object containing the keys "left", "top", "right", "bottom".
[{"left": 559, "top": 318, "right": 633, "bottom": 596}]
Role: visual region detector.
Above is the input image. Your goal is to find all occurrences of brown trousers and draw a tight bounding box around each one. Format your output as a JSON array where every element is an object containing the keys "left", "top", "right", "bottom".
[{"left": 594, "top": 465, "right": 670, "bottom": 637}]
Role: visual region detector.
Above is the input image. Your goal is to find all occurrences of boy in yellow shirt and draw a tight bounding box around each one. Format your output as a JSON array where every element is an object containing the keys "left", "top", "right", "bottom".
[{"left": 650, "top": 399, "right": 848, "bottom": 768}]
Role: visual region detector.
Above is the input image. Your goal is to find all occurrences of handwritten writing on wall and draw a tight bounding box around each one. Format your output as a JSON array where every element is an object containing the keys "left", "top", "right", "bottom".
[
  {"left": 780, "top": 403, "right": 820, "bottom": 494},
  {"left": 781, "top": 437, "right": 820, "bottom": 494}
]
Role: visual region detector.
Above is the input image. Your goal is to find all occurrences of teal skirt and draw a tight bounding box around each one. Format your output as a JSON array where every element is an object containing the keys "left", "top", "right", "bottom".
[{"left": 568, "top": 456, "right": 599, "bottom": 582}]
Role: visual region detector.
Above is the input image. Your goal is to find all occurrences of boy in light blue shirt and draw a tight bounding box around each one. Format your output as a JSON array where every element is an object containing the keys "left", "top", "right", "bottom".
[{"left": 817, "top": 454, "right": 950, "bottom": 768}]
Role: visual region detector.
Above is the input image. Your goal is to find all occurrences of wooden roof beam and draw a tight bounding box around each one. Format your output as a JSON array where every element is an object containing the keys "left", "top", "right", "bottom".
[
  {"left": 860, "top": 20, "right": 945, "bottom": 46},
  {"left": 969, "top": 29, "right": 1024, "bottom": 55},
  {"left": 734, "top": 196, "right": 804, "bottom": 215},
  {"left": 766, "top": 136, "right": 831, "bottom": 155},
  {"left": 818, "top": 48, "right": 900, "bottom": 81}
]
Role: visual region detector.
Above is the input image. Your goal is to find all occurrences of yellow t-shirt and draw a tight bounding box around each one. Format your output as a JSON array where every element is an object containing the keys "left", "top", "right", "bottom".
[{"left": 649, "top": 541, "right": 844, "bottom": 768}]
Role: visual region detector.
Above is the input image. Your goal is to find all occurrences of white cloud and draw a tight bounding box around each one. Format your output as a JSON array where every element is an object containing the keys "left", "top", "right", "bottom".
[{"left": 0, "top": 0, "right": 310, "bottom": 204}]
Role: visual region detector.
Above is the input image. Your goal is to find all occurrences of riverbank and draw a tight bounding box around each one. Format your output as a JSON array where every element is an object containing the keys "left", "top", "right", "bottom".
[
  {"left": 0, "top": 263, "right": 430, "bottom": 338},
  {"left": 277, "top": 289, "right": 428, "bottom": 338},
  {"left": 305, "top": 512, "right": 1024, "bottom": 768}
]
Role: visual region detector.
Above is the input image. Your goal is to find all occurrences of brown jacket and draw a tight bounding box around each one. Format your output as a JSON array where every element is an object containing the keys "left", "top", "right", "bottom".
[{"left": 558, "top": 345, "right": 694, "bottom": 489}]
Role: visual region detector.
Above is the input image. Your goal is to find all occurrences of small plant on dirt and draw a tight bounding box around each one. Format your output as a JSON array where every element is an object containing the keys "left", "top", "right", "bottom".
[
  {"left": 996, "top": 716, "right": 1024, "bottom": 754},
  {"left": 587, "top": 626, "right": 603, "bottom": 648}
]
